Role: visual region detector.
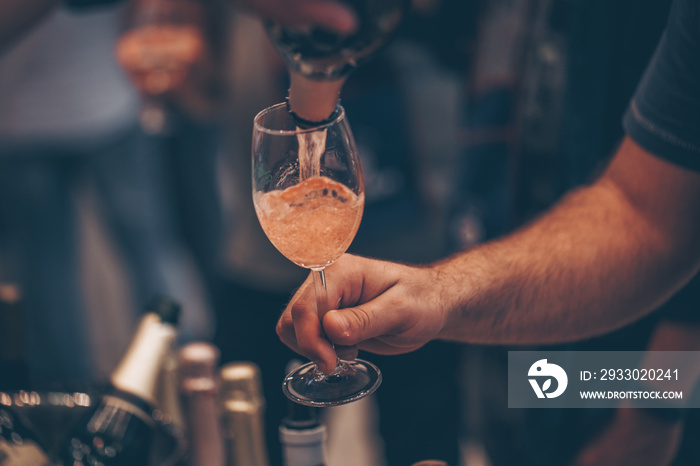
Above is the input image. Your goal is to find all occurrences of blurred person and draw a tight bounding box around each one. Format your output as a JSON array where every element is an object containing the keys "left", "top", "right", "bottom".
[
  {"left": 0, "top": 1, "right": 216, "bottom": 388},
  {"left": 116, "top": 0, "right": 229, "bottom": 313},
  {"left": 444, "top": 1, "right": 700, "bottom": 465}
]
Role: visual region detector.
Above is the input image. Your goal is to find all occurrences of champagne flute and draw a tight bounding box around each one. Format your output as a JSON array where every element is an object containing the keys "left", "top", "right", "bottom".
[
  {"left": 115, "top": 0, "right": 205, "bottom": 134},
  {"left": 252, "top": 102, "right": 381, "bottom": 407}
]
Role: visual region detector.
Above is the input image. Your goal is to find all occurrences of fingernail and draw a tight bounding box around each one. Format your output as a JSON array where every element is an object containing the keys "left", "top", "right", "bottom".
[{"left": 329, "top": 310, "right": 350, "bottom": 337}]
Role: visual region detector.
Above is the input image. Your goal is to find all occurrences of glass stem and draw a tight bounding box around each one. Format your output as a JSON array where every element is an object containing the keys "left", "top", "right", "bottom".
[{"left": 311, "top": 268, "right": 341, "bottom": 370}]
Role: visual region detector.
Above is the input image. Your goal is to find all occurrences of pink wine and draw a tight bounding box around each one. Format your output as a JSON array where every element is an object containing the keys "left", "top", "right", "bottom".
[{"left": 254, "top": 177, "right": 363, "bottom": 269}]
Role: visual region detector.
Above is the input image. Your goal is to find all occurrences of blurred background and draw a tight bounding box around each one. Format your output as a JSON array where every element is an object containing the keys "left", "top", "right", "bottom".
[{"left": 1, "top": 0, "right": 699, "bottom": 465}]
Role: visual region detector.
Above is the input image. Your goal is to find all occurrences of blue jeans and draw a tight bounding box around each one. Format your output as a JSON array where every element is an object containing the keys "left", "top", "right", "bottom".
[{"left": 0, "top": 124, "right": 216, "bottom": 388}]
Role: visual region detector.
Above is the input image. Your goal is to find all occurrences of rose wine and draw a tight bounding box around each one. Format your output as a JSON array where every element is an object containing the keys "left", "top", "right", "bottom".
[
  {"left": 115, "top": 24, "right": 203, "bottom": 94},
  {"left": 254, "top": 177, "right": 363, "bottom": 269}
]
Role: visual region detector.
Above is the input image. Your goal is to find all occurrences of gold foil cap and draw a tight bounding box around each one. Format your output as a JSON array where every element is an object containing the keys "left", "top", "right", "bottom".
[
  {"left": 219, "top": 362, "right": 265, "bottom": 410},
  {"left": 179, "top": 342, "right": 220, "bottom": 393}
]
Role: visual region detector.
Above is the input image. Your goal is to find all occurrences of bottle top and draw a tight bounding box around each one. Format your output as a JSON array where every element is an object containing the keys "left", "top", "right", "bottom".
[
  {"left": 147, "top": 295, "right": 181, "bottom": 325},
  {"left": 410, "top": 461, "right": 449, "bottom": 466},
  {"left": 110, "top": 296, "right": 181, "bottom": 404},
  {"left": 220, "top": 362, "right": 265, "bottom": 410},
  {"left": 179, "top": 342, "right": 220, "bottom": 393}
]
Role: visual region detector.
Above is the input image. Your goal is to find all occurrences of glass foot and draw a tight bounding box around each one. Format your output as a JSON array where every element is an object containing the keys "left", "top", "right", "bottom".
[{"left": 282, "top": 359, "right": 382, "bottom": 407}]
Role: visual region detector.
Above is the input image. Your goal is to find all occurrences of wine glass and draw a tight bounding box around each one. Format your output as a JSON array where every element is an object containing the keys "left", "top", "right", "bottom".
[
  {"left": 252, "top": 102, "right": 381, "bottom": 407},
  {"left": 115, "top": 0, "right": 205, "bottom": 135}
]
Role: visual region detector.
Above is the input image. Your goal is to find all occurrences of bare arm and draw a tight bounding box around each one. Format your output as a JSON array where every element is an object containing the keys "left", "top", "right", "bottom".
[
  {"left": 278, "top": 136, "right": 700, "bottom": 372},
  {"left": 439, "top": 136, "right": 700, "bottom": 344},
  {"left": 0, "top": 0, "right": 63, "bottom": 52}
]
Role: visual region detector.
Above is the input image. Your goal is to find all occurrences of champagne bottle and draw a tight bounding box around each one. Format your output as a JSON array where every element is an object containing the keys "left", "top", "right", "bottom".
[
  {"left": 0, "top": 403, "right": 52, "bottom": 466},
  {"left": 60, "top": 296, "right": 181, "bottom": 466},
  {"left": 278, "top": 361, "right": 327, "bottom": 466},
  {"left": 178, "top": 342, "right": 225, "bottom": 466},
  {"left": 267, "top": 0, "right": 410, "bottom": 123},
  {"left": 219, "top": 362, "right": 269, "bottom": 466}
]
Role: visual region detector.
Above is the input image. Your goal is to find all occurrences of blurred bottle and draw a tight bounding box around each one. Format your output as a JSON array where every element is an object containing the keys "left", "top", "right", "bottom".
[
  {"left": 0, "top": 403, "right": 51, "bottom": 466},
  {"left": 178, "top": 342, "right": 225, "bottom": 466},
  {"left": 59, "top": 296, "right": 181, "bottom": 466},
  {"left": 278, "top": 360, "right": 326, "bottom": 466},
  {"left": 157, "top": 349, "right": 186, "bottom": 432},
  {"left": 410, "top": 461, "right": 448, "bottom": 466},
  {"left": 220, "top": 362, "right": 269, "bottom": 466},
  {"left": 267, "top": 0, "right": 410, "bottom": 122}
]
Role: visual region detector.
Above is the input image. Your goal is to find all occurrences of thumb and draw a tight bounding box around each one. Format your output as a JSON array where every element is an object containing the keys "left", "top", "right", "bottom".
[{"left": 323, "top": 296, "right": 405, "bottom": 346}]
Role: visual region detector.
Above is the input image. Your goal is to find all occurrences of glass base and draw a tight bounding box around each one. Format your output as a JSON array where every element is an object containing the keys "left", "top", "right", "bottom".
[{"left": 282, "top": 359, "right": 382, "bottom": 407}]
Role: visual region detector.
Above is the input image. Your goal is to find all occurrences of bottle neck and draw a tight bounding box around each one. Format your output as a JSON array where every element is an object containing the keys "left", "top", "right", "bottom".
[
  {"left": 287, "top": 72, "right": 345, "bottom": 124},
  {"left": 111, "top": 313, "right": 177, "bottom": 405}
]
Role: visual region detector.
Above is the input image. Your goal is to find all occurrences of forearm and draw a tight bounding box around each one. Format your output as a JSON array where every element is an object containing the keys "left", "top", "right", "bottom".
[
  {"left": 437, "top": 138, "right": 700, "bottom": 344},
  {"left": 0, "top": 0, "right": 62, "bottom": 51}
]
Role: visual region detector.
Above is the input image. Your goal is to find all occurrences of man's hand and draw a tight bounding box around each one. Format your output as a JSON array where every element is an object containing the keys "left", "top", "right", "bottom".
[
  {"left": 276, "top": 254, "right": 450, "bottom": 373},
  {"left": 572, "top": 405, "right": 683, "bottom": 466},
  {"left": 238, "top": 0, "right": 358, "bottom": 34}
]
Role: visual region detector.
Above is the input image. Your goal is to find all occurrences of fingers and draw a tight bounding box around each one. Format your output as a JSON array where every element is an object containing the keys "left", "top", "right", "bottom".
[
  {"left": 242, "top": 0, "right": 358, "bottom": 34},
  {"left": 277, "top": 277, "right": 338, "bottom": 373},
  {"left": 335, "top": 344, "right": 358, "bottom": 361}
]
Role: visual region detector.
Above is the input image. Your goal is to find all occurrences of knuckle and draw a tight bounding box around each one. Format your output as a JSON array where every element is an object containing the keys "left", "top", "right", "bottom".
[{"left": 351, "top": 306, "right": 372, "bottom": 335}]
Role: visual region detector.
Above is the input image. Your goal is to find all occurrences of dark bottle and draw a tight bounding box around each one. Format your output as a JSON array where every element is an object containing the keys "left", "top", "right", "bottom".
[
  {"left": 278, "top": 361, "right": 326, "bottom": 466},
  {"left": 265, "top": 0, "right": 410, "bottom": 81},
  {"left": 178, "top": 342, "right": 225, "bottom": 466},
  {"left": 267, "top": 0, "right": 410, "bottom": 123},
  {"left": 0, "top": 402, "right": 52, "bottom": 466},
  {"left": 60, "top": 297, "right": 181, "bottom": 466}
]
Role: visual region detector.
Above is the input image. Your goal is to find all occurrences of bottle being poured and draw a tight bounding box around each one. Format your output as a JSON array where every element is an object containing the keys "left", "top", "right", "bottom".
[{"left": 264, "top": 0, "right": 410, "bottom": 178}]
